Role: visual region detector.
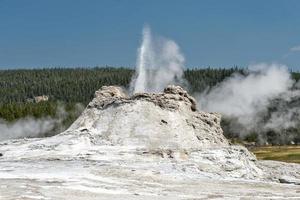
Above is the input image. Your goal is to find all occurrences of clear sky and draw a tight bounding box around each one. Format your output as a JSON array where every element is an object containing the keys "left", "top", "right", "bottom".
[{"left": 0, "top": 0, "right": 300, "bottom": 69}]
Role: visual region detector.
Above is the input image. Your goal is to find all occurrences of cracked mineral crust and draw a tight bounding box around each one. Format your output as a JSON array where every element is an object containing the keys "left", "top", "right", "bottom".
[{"left": 0, "top": 85, "right": 299, "bottom": 199}]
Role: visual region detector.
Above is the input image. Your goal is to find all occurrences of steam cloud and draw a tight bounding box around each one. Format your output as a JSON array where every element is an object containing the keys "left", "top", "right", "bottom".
[
  {"left": 0, "top": 103, "right": 84, "bottom": 141},
  {"left": 198, "top": 64, "right": 292, "bottom": 127},
  {"left": 130, "top": 26, "right": 300, "bottom": 144},
  {"left": 131, "top": 25, "right": 186, "bottom": 93},
  {"left": 0, "top": 117, "right": 57, "bottom": 141},
  {"left": 2, "top": 26, "right": 299, "bottom": 144},
  {"left": 198, "top": 63, "right": 300, "bottom": 143}
]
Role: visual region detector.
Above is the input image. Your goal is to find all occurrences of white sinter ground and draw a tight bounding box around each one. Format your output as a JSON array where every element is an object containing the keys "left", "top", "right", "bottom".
[{"left": 0, "top": 85, "right": 300, "bottom": 200}]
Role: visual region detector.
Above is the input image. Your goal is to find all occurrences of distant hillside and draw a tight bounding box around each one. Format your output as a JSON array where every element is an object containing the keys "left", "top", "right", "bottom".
[
  {"left": 0, "top": 67, "right": 247, "bottom": 104},
  {"left": 0, "top": 67, "right": 133, "bottom": 104},
  {"left": 1, "top": 67, "right": 300, "bottom": 144}
]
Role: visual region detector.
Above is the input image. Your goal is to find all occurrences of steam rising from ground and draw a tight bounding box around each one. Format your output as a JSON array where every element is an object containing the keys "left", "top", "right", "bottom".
[
  {"left": 0, "top": 117, "right": 57, "bottom": 141},
  {"left": 130, "top": 25, "right": 299, "bottom": 143},
  {"left": 2, "top": 26, "right": 299, "bottom": 144},
  {"left": 198, "top": 64, "right": 292, "bottom": 127},
  {"left": 0, "top": 103, "right": 84, "bottom": 141},
  {"left": 131, "top": 26, "right": 185, "bottom": 93},
  {"left": 198, "top": 63, "right": 300, "bottom": 143}
]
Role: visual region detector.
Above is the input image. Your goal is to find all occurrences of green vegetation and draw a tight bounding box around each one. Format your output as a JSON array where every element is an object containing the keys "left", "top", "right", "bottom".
[
  {"left": 0, "top": 66, "right": 241, "bottom": 122},
  {"left": 0, "top": 101, "right": 84, "bottom": 137},
  {"left": 0, "top": 67, "right": 134, "bottom": 104},
  {"left": 1, "top": 67, "right": 300, "bottom": 147},
  {"left": 184, "top": 67, "right": 244, "bottom": 92},
  {"left": 0, "top": 67, "right": 243, "bottom": 105},
  {"left": 251, "top": 146, "right": 300, "bottom": 164},
  {"left": 0, "top": 67, "right": 241, "bottom": 137},
  {"left": 0, "top": 101, "right": 57, "bottom": 121}
]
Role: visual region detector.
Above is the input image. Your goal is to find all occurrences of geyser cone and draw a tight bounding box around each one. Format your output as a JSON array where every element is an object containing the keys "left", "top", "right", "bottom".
[
  {"left": 68, "top": 85, "right": 229, "bottom": 150},
  {"left": 1, "top": 85, "right": 300, "bottom": 199}
]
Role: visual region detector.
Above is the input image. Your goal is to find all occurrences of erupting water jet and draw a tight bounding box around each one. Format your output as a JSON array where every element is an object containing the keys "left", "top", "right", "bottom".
[{"left": 131, "top": 25, "right": 186, "bottom": 93}]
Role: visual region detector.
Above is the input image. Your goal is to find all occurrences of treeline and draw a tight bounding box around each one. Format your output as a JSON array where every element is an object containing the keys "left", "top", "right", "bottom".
[
  {"left": 1, "top": 67, "right": 300, "bottom": 144},
  {"left": 0, "top": 67, "right": 245, "bottom": 104},
  {"left": 1, "top": 67, "right": 299, "bottom": 105},
  {"left": 0, "top": 101, "right": 84, "bottom": 138},
  {"left": 0, "top": 101, "right": 81, "bottom": 122},
  {"left": 0, "top": 66, "right": 243, "bottom": 124},
  {"left": 0, "top": 67, "right": 133, "bottom": 104},
  {"left": 185, "top": 67, "right": 245, "bottom": 92}
]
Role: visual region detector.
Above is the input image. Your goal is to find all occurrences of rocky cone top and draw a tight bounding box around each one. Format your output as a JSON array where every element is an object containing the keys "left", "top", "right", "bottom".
[
  {"left": 88, "top": 85, "right": 197, "bottom": 111},
  {"left": 0, "top": 84, "right": 300, "bottom": 200}
]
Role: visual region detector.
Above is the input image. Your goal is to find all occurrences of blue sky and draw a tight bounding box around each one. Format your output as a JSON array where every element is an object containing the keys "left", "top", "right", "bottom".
[{"left": 0, "top": 0, "right": 300, "bottom": 69}]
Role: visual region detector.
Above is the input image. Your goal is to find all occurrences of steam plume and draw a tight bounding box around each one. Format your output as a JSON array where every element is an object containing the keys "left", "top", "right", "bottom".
[
  {"left": 197, "top": 63, "right": 300, "bottom": 143},
  {"left": 0, "top": 117, "right": 57, "bottom": 141},
  {"left": 0, "top": 103, "right": 84, "bottom": 141},
  {"left": 131, "top": 25, "right": 186, "bottom": 93}
]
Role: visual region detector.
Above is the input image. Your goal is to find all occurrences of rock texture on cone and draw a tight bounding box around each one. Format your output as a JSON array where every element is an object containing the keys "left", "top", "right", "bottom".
[
  {"left": 0, "top": 85, "right": 300, "bottom": 199},
  {"left": 71, "top": 85, "right": 228, "bottom": 150}
]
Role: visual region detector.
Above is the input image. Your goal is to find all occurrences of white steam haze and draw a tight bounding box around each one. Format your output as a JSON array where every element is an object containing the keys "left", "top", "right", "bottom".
[
  {"left": 198, "top": 64, "right": 292, "bottom": 125},
  {"left": 130, "top": 26, "right": 300, "bottom": 143},
  {"left": 131, "top": 25, "right": 186, "bottom": 93},
  {"left": 0, "top": 117, "right": 57, "bottom": 141},
  {"left": 0, "top": 103, "right": 84, "bottom": 141},
  {"left": 197, "top": 63, "right": 300, "bottom": 141},
  {"left": 1, "top": 26, "right": 299, "bottom": 144}
]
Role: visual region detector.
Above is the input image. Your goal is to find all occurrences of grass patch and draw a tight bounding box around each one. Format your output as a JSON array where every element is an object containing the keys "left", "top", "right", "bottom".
[{"left": 251, "top": 145, "right": 300, "bottom": 164}]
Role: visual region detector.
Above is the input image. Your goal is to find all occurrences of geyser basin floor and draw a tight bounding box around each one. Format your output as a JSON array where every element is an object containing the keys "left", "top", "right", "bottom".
[
  {"left": 252, "top": 145, "right": 300, "bottom": 164},
  {"left": 0, "top": 85, "right": 300, "bottom": 199},
  {"left": 1, "top": 160, "right": 300, "bottom": 200}
]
